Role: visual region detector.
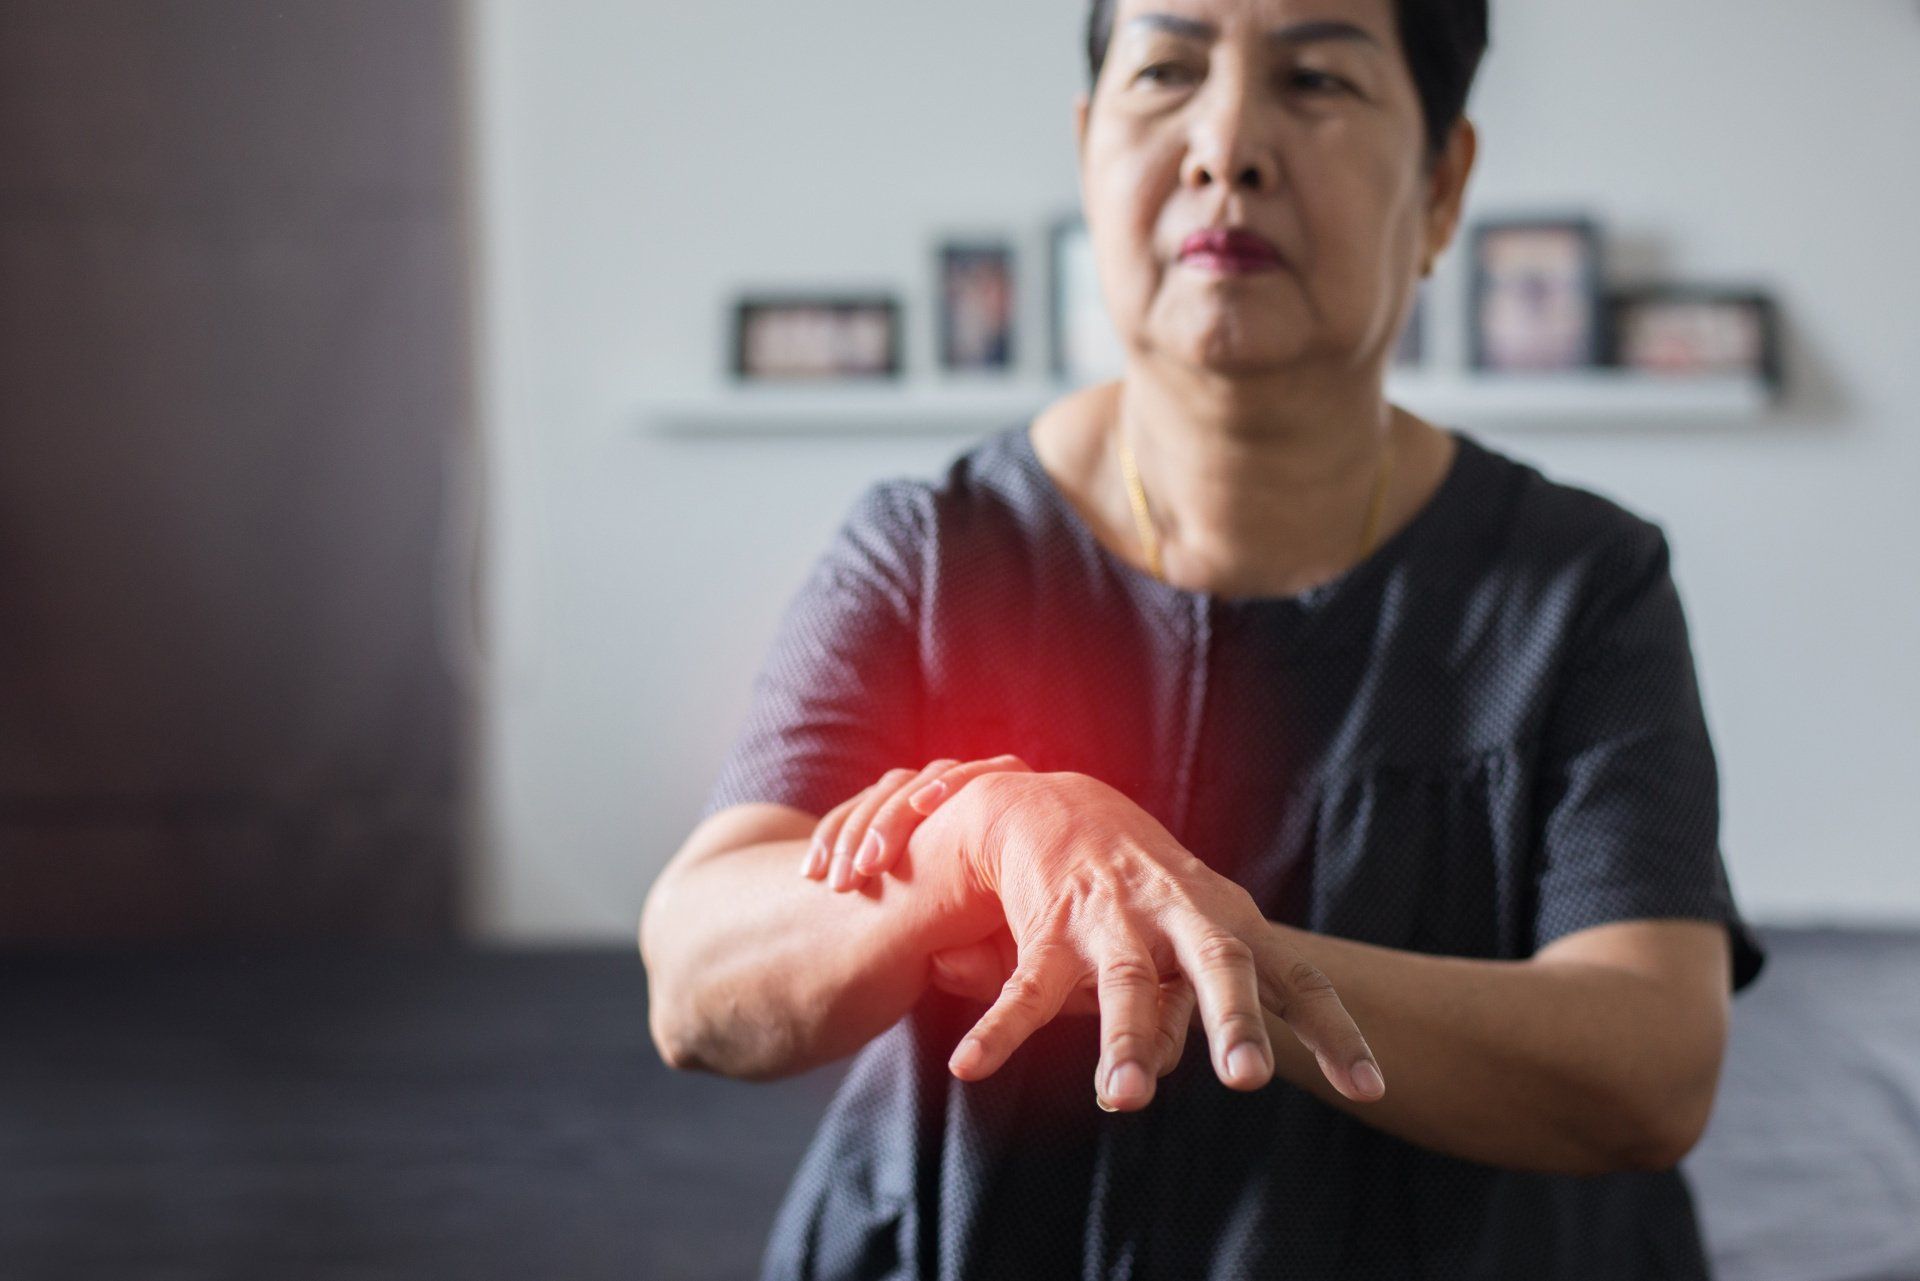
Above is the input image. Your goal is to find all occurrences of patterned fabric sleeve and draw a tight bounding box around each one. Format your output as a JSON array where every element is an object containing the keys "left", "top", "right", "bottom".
[
  {"left": 1530, "top": 518, "right": 1767, "bottom": 992},
  {"left": 697, "top": 478, "right": 928, "bottom": 824}
]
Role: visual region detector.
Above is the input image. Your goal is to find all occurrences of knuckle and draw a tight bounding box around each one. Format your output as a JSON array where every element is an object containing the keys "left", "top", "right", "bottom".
[
  {"left": 1105, "top": 1029, "right": 1159, "bottom": 1061},
  {"left": 1002, "top": 968, "right": 1051, "bottom": 1011},
  {"left": 1281, "top": 958, "right": 1336, "bottom": 998},
  {"left": 971, "top": 771, "right": 1023, "bottom": 811},
  {"left": 1213, "top": 1009, "right": 1267, "bottom": 1042},
  {"left": 1271, "top": 959, "right": 1342, "bottom": 1022},
  {"left": 1195, "top": 932, "right": 1256, "bottom": 973},
  {"left": 1098, "top": 954, "right": 1159, "bottom": 989}
]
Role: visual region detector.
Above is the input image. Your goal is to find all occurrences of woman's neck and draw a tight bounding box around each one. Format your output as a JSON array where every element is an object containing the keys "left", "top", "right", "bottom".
[{"left": 1050, "top": 363, "right": 1440, "bottom": 598}]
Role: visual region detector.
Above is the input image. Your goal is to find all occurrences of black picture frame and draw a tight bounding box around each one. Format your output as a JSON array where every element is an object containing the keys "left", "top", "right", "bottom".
[
  {"left": 1603, "top": 285, "right": 1783, "bottom": 397},
  {"left": 730, "top": 293, "right": 903, "bottom": 382},
  {"left": 1466, "top": 215, "right": 1605, "bottom": 373},
  {"left": 935, "top": 240, "right": 1017, "bottom": 374}
]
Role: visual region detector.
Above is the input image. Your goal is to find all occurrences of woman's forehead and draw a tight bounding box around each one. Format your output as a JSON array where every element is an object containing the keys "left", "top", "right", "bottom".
[{"left": 1110, "top": 0, "right": 1397, "bottom": 50}]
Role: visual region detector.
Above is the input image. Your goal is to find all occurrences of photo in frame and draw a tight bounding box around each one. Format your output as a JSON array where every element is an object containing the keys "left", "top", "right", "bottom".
[
  {"left": 1467, "top": 216, "right": 1604, "bottom": 373},
  {"left": 936, "top": 241, "right": 1017, "bottom": 374},
  {"left": 1048, "top": 214, "right": 1126, "bottom": 385},
  {"left": 1393, "top": 283, "right": 1427, "bottom": 368},
  {"left": 1605, "top": 286, "right": 1782, "bottom": 394},
  {"left": 731, "top": 294, "right": 902, "bottom": 381}
]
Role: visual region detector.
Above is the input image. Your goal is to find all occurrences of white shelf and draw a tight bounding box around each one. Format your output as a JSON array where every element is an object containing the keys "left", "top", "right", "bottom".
[
  {"left": 641, "top": 382, "right": 1054, "bottom": 438},
  {"left": 640, "top": 370, "right": 1775, "bottom": 438},
  {"left": 1389, "top": 369, "right": 1775, "bottom": 425}
]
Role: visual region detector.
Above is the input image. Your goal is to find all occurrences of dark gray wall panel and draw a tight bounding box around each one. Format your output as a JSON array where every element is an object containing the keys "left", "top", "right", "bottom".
[{"left": 0, "top": 1, "right": 473, "bottom": 940}]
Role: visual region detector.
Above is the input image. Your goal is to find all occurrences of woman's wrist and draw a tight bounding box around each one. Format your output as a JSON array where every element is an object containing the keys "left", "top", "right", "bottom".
[{"left": 892, "top": 788, "right": 1007, "bottom": 957}]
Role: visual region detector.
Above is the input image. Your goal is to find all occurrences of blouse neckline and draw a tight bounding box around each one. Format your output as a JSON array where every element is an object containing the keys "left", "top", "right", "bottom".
[{"left": 1008, "top": 416, "right": 1482, "bottom": 617}]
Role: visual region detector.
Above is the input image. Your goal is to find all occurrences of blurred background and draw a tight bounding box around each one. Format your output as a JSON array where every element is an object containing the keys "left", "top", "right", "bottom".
[{"left": 2, "top": 1, "right": 1916, "bottom": 1278}]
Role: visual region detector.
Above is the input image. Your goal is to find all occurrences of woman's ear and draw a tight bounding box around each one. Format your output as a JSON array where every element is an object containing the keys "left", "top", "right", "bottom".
[
  {"left": 1073, "top": 90, "right": 1091, "bottom": 164},
  {"left": 1423, "top": 116, "right": 1479, "bottom": 266}
]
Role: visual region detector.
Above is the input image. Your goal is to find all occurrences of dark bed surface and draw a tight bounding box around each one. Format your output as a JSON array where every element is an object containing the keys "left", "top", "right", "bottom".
[{"left": 2, "top": 927, "right": 1915, "bottom": 1281}]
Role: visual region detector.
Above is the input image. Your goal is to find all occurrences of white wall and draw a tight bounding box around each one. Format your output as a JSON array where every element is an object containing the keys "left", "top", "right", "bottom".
[{"left": 466, "top": 0, "right": 1920, "bottom": 940}]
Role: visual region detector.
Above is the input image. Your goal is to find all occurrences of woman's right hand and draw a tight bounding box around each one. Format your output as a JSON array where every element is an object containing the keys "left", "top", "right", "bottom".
[{"left": 801, "top": 754, "right": 1035, "bottom": 893}]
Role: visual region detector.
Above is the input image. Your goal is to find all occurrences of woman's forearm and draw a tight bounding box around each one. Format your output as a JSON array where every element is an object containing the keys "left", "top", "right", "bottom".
[
  {"left": 640, "top": 812, "right": 995, "bottom": 1081},
  {"left": 1255, "top": 923, "right": 1722, "bottom": 1175}
]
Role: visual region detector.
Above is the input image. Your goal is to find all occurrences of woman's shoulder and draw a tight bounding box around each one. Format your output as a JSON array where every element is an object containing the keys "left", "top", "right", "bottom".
[
  {"left": 844, "top": 419, "right": 1060, "bottom": 541},
  {"left": 1451, "top": 431, "right": 1674, "bottom": 579},
  {"left": 816, "top": 421, "right": 1058, "bottom": 609}
]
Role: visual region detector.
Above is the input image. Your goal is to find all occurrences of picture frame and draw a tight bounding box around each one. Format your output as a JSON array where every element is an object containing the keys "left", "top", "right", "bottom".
[
  {"left": 1604, "top": 286, "right": 1782, "bottom": 394},
  {"left": 936, "top": 240, "right": 1017, "bottom": 374},
  {"left": 1467, "top": 215, "right": 1605, "bottom": 373},
  {"left": 1392, "top": 282, "right": 1427, "bottom": 368},
  {"left": 1048, "top": 214, "right": 1126, "bottom": 386},
  {"left": 731, "top": 293, "right": 902, "bottom": 382}
]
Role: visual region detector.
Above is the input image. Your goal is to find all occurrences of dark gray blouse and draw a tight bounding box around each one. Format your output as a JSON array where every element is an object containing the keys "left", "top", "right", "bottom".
[{"left": 700, "top": 420, "right": 1766, "bottom": 1280}]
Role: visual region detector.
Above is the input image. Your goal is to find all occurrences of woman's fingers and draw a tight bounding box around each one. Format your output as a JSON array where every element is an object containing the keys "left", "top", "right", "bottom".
[
  {"left": 907, "top": 753, "right": 1033, "bottom": 815},
  {"left": 1155, "top": 976, "right": 1197, "bottom": 1078},
  {"left": 826, "top": 768, "right": 916, "bottom": 890},
  {"left": 852, "top": 759, "right": 963, "bottom": 880},
  {"left": 1256, "top": 940, "right": 1386, "bottom": 1103},
  {"left": 1092, "top": 935, "right": 1165, "bottom": 1111},
  {"left": 948, "top": 937, "right": 1077, "bottom": 1082},
  {"left": 1163, "top": 907, "right": 1277, "bottom": 1092},
  {"left": 803, "top": 791, "right": 864, "bottom": 880},
  {"left": 808, "top": 754, "right": 1036, "bottom": 890}
]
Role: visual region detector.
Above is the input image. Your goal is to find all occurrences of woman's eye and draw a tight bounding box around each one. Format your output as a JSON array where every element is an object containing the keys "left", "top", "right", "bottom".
[
  {"left": 1137, "top": 62, "right": 1194, "bottom": 86},
  {"left": 1288, "top": 69, "right": 1351, "bottom": 95}
]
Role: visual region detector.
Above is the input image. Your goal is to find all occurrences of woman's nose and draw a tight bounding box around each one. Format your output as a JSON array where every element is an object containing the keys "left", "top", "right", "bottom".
[{"left": 1180, "top": 86, "right": 1278, "bottom": 193}]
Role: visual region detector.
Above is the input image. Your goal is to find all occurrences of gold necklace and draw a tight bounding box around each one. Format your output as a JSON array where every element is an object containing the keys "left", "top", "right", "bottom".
[{"left": 1116, "top": 424, "right": 1396, "bottom": 584}]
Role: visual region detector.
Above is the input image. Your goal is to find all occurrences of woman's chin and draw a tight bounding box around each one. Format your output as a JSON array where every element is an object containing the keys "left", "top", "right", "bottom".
[
  {"left": 1163, "top": 338, "right": 1309, "bottom": 377},
  {"left": 1143, "top": 311, "right": 1313, "bottom": 375}
]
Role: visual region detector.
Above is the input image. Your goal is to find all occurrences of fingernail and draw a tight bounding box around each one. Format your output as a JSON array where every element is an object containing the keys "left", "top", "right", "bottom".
[
  {"left": 853, "top": 830, "right": 883, "bottom": 873},
  {"left": 1095, "top": 1094, "right": 1117, "bottom": 1112},
  {"left": 1351, "top": 1059, "right": 1385, "bottom": 1099},
  {"left": 802, "top": 841, "right": 825, "bottom": 876},
  {"left": 829, "top": 859, "right": 851, "bottom": 891},
  {"left": 950, "top": 1038, "right": 984, "bottom": 1076},
  {"left": 1226, "top": 1043, "right": 1267, "bottom": 1084},
  {"left": 910, "top": 780, "right": 948, "bottom": 811},
  {"left": 1106, "top": 1061, "right": 1147, "bottom": 1103}
]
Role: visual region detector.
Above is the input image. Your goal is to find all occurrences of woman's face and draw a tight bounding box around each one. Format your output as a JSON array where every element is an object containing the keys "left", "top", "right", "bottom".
[{"left": 1075, "top": 0, "right": 1473, "bottom": 379}]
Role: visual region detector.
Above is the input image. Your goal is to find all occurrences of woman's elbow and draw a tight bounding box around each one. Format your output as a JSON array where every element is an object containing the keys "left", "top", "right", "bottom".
[
  {"left": 1627, "top": 1078, "right": 1720, "bottom": 1171},
  {"left": 639, "top": 878, "right": 711, "bottom": 1073},
  {"left": 1593, "top": 1063, "right": 1722, "bottom": 1173}
]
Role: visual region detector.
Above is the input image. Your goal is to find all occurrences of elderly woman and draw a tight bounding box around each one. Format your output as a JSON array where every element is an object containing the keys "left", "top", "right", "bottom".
[{"left": 640, "top": 0, "right": 1766, "bottom": 1276}]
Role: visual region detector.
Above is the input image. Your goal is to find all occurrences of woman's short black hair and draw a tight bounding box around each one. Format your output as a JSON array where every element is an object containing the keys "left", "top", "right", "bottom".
[{"left": 1084, "top": 1, "right": 1489, "bottom": 168}]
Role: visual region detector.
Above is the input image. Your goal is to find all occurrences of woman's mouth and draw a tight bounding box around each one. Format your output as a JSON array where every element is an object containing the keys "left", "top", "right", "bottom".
[{"left": 1178, "top": 227, "right": 1285, "bottom": 274}]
